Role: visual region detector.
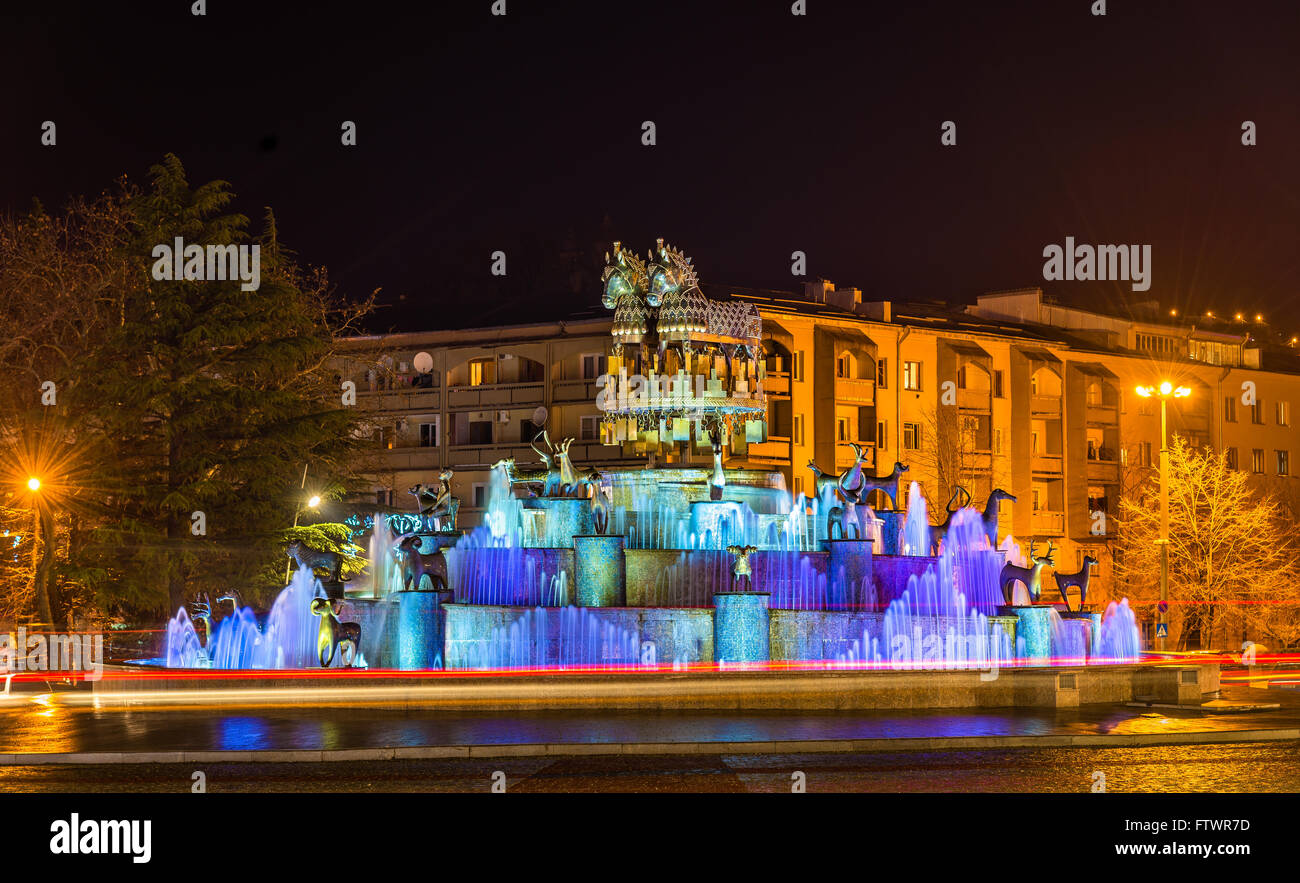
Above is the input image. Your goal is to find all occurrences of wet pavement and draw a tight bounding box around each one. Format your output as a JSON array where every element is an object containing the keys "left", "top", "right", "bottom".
[
  {"left": 2, "top": 741, "right": 1297, "bottom": 792},
  {"left": 0, "top": 684, "right": 1296, "bottom": 755}
]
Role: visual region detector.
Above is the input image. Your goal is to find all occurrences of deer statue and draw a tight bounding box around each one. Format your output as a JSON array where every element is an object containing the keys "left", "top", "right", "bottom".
[
  {"left": 928, "top": 487, "right": 971, "bottom": 553},
  {"left": 556, "top": 437, "right": 581, "bottom": 496},
  {"left": 215, "top": 589, "right": 244, "bottom": 614},
  {"left": 491, "top": 457, "right": 545, "bottom": 496},
  {"left": 807, "top": 460, "right": 844, "bottom": 509},
  {"left": 531, "top": 431, "right": 563, "bottom": 497},
  {"left": 980, "top": 489, "right": 1016, "bottom": 548},
  {"left": 999, "top": 540, "right": 1056, "bottom": 605},
  {"left": 826, "top": 504, "right": 861, "bottom": 540},
  {"left": 842, "top": 451, "right": 909, "bottom": 510},
  {"left": 310, "top": 597, "right": 362, "bottom": 667},
  {"left": 1053, "top": 554, "right": 1098, "bottom": 611}
]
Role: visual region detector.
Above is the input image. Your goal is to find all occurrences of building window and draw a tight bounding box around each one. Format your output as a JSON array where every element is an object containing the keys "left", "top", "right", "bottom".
[
  {"left": 419, "top": 421, "right": 438, "bottom": 448},
  {"left": 580, "top": 415, "right": 601, "bottom": 441},
  {"left": 993, "top": 369, "right": 1004, "bottom": 398},
  {"left": 468, "top": 357, "right": 496, "bottom": 386},
  {"left": 903, "top": 361, "right": 922, "bottom": 391},
  {"left": 956, "top": 365, "right": 967, "bottom": 389},
  {"left": 1031, "top": 431, "right": 1040, "bottom": 455},
  {"left": 1277, "top": 450, "right": 1290, "bottom": 476},
  {"left": 1224, "top": 396, "right": 1237, "bottom": 423},
  {"left": 877, "top": 358, "right": 888, "bottom": 389},
  {"left": 1252, "top": 400, "right": 1265, "bottom": 425},
  {"left": 836, "top": 417, "right": 850, "bottom": 442},
  {"left": 1029, "top": 373, "right": 1038, "bottom": 395},
  {"left": 903, "top": 422, "right": 921, "bottom": 451},
  {"left": 1141, "top": 442, "right": 1152, "bottom": 467},
  {"left": 1226, "top": 447, "right": 1238, "bottom": 470},
  {"left": 793, "top": 414, "right": 804, "bottom": 445},
  {"left": 1252, "top": 449, "right": 1265, "bottom": 474},
  {"left": 994, "top": 428, "right": 1003, "bottom": 455},
  {"left": 877, "top": 420, "right": 887, "bottom": 451},
  {"left": 836, "top": 354, "right": 850, "bottom": 379},
  {"left": 581, "top": 354, "right": 607, "bottom": 380},
  {"left": 472, "top": 483, "right": 488, "bottom": 509},
  {"left": 792, "top": 351, "right": 806, "bottom": 382},
  {"left": 1278, "top": 401, "right": 1290, "bottom": 426}
]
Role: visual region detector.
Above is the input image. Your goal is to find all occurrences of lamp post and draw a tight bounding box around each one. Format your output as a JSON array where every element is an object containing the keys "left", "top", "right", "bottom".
[
  {"left": 1134, "top": 381, "right": 1190, "bottom": 651},
  {"left": 25, "top": 477, "right": 54, "bottom": 627},
  {"left": 284, "top": 462, "right": 322, "bottom": 586}
]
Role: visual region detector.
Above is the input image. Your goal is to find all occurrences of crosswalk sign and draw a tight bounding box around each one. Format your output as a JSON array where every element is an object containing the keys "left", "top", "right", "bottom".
[{"left": 1155, "top": 623, "right": 1168, "bottom": 638}]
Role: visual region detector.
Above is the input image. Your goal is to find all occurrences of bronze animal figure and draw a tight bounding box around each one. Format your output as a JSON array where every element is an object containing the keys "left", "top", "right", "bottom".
[
  {"left": 1053, "top": 554, "right": 1097, "bottom": 611},
  {"left": 491, "top": 457, "right": 545, "bottom": 496},
  {"left": 980, "top": 489, "right": 1015, "bottom": 548},
  {"left": 928, "top": 487, "right": 971, "bottom": 553},
  {"left": 286, "top": 539, "right": 345, "bottom": 584},
  {"left": 826, "top": 505, "right": 861, "bottom": 540},
  {"left": 807, "top": 460, "right": 844, "bottom": 509},
  {"left": 393, "top": 533, "right": 447, "bottom": 592},
  {"left": 842, "top": 452, "right": 908, "bottom": 509},
  {"left": 310, "top": 597, "right": 361, "bottom": 667},
  {"left": 999, "top": 540, "right": 1055, "bottom": 604}
]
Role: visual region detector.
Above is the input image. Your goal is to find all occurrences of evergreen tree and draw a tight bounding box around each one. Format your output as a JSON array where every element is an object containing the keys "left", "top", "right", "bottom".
[{"left": 69, "top": 155, "right": 372, "bottom": 615}]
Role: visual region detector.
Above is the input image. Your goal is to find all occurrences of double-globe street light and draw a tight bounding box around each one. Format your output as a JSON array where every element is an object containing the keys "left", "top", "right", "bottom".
[{"left": 1134, "top": 381, "right": 1191, "bottom": 652}]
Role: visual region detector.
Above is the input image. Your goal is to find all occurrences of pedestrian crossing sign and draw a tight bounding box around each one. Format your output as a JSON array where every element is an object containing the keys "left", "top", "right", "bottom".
[{"left": 1155, "top": 623, "right": 1168, "bottom": 638}]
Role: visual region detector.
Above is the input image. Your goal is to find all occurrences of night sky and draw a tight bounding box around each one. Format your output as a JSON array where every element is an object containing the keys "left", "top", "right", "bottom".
[{"left": 3, "top": 0, "right": 1297, "bottom": 332}]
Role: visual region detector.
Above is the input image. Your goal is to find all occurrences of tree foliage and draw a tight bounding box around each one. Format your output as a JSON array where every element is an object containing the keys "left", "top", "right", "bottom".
[
  {"left": 0, "top": 156, "right": 375, "bottom": 621},
  {"left": 1115, "top": 436, "right": 1300, "bottom": 649}
]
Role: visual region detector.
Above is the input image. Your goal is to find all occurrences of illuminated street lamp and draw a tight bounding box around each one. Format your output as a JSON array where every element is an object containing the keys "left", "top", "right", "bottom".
[
  {"left": 26, "top": 477, "right": 40, "bottom": 492},
  {"left": 1134, "top": 382, "right": 1191, "bottom": 651}
]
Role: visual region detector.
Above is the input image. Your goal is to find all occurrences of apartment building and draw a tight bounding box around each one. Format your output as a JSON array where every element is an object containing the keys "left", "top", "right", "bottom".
[{"left": 338, "top": 283, "right": 1300, "bottom": 604}]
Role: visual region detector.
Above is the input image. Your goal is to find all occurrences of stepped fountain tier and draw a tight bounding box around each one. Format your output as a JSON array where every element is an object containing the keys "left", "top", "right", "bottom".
[{"left": 151, "top": 239, "right": 1142, "bottom": 676}]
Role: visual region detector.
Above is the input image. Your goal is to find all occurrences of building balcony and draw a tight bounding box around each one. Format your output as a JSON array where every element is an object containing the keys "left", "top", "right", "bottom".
[
  {"left": 1086, "top": 403, "right": 1119, "bottom": 425},
  {"left": 957, "top": 388, "right": 991, "bottom": 411},
  {"left": 747, "top": 437, "right": 791, "bottom": 463},
  {"left": 447, "top": 382, "right": 545, "bottom": 409},
  {"left": 763, "top": 373, "right": 791, "bottom": 396},
  {"left": 360, "top": 388, "right": 441, "bottom": 413},
  {"left": 1030, "top": 395, "right": 1061, "bottom": 417},
  {"left": 552, "top": 378, "right": 600, "bottom": 404},
  {"left": 1031, "top": 511, "right": 1065, "bottom": 534},
  {"left": 445, "top": 441, "right": 538, "bottom": 468},
  {"left": 1086, "top": 455, "right": 1120, "bottom": 483},
  {"left": 368, "top": 445, "right": 443, "bottom": 472},
  {"left": 834, "top": 376, "right": 875, "bottom": 404},
  {"left": 1031, "top": 453, "right": 1064, "bottom": 474}
]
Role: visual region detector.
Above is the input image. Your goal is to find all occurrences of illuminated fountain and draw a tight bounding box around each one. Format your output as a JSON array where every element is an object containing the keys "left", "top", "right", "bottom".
[{"left": 157, "top": 238, "right": 1143, "bottom": 677}]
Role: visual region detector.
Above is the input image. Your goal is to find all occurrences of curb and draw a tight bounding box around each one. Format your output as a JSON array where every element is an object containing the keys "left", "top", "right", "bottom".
[{"left": 2, "top": 727, "right": 1298, "bottom": 764}]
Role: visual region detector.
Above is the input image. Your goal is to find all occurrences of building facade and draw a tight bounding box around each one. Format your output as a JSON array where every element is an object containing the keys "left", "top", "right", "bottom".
[{"left": 338, "top": 282, "right": 1300, "bottom": 617}]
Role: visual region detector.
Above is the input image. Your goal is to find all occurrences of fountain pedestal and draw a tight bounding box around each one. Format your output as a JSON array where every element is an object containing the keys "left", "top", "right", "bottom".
[
  {"left": 825, "top": 539, "right": 873, "bottom": 609},
  {"left": 574, "top": 535, "right": 626, "bottom": 607},
  {"left": 523, "top": 497, "right": 594, "bottom": 548},
  {"left": 394, "top": 589, "right": 446, "bottom": 670},
  {"left": 1000, "top": 605, "right": 1053, "bottom": 663},
  {"left": 713, "top": 591, "right": 770, "bottom": 664},
  {"left": 1061, "top": 610, "right": 1103, "bottom": 659},
  {"left": 689, "top": 501, "right": 746, "bottom": 549},
  {"left": 875, "top": 510, "right": 906, "bottom": 555}
]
